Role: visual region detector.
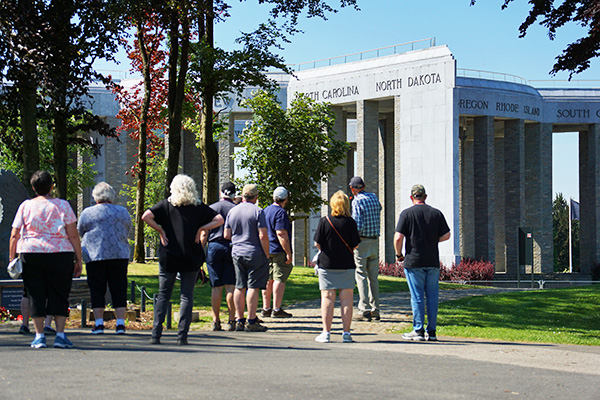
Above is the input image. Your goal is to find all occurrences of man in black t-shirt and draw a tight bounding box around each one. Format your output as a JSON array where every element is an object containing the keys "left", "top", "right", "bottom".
[{"left": 394, "top": 184, "right": 450, "bottom": 342}]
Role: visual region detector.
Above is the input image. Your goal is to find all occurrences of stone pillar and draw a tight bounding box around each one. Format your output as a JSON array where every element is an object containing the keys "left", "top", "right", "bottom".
[
  {"left": 503, "top": 119, "right": 525, "bottom": 275},
  {"left": 579, "top": 123, "right": 600, "bottom": 275},
  {"left": 181, "top": 129, "right": 203, "bottom": 191},
  {"left": 218, "top": 113, "right": 236, "bottom": 188},
  {"left": 381, "top": 115, "right": 396, "bottom": 263},
  {"left": 459, "top": 123, "right": 475, "bottom": 259},
  {"left": 321, "top": 107, "right": 347, "bottom": 216},
  {"left": 473, "top": 116, "right": 495, "bottom": 263},
  {"left": 393, "top": 96, "right": 403, "bottom": 226},
  {"left": 494, "top": 128, "right": 506, "bottom": 272},
  {"left": 356, "top": 100, "right": 380, "bottom": 190},
  {"left": 524, "top": 123, "right": 553, "bottom": 273}
]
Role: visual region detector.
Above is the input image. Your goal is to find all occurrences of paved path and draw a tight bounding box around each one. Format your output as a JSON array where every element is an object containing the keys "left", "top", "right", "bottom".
[{"left": 2, "top": 288, "right": 599, "bottom": 399}]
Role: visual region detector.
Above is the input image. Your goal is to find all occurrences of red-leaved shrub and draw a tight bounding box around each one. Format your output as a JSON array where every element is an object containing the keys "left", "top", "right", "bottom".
[{"left": 379, "top": 258, "right": 495, "bottom": 283}]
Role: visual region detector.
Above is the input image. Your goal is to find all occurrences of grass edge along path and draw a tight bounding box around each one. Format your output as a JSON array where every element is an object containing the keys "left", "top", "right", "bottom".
[{"left": 127, "top": 263, "right": 600, "bottom": 346}]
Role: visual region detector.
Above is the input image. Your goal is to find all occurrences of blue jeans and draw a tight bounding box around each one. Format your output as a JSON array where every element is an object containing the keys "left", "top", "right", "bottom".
[{"left": 404, "top": 267, "right": 440, "bottom": 332}]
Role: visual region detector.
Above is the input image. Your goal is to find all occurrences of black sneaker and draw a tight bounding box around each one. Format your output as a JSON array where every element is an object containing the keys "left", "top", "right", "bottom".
[
  {"left": 244, "top": 321, "right": 268, "bottom": 332},
  {"left": 43, "top": 326, "right": 57, "bottom": 335},
  {"left": 91, "top": 325, "right": 105, "bottom": 335},
  {"left": 18, "top": 325, "right": 31, "bottom": 334},
  {"left": 149, "top": 337, "right": 161, "bottom": 345},
  {"left": 371, "top": 312, "right": 381, "bottom": 321},
  {"left": 353, "top": 311, "right": 372, "bottom": 322},
  {"left": 402, "top": 330, "right": 426, "bottom": 341},
  {"left": 426, "top": 330, "right": 438, "bottom": 341},
  {"left": 271, "top": 308, "right": 292, "bottom": 318},
  {"left": 116, "top": 325, "right": 126, "bottom": 335},
  {"left": 176, "top": 337, "right": 188, "bottom": 345}
]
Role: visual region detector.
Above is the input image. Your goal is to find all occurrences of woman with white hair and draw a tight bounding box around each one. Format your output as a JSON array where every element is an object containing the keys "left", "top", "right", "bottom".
[
  {"left": 78, "top": 182, "right": 132, "bottom": 335},
  {"left": 142, "top": 174, "right": 224, "bottom": 345}
]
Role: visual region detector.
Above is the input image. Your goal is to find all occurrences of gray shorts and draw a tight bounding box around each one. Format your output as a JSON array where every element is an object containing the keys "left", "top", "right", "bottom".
[
  {"left": 233, "top": 253, "right": 269, "bottom": 289},
  {"left": 317, "top": 268, "right": 355, "bottom": 290}
]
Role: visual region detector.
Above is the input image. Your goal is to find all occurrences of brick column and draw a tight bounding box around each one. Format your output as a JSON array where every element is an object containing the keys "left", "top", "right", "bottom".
[
  {"left": 503, "top": 119, "right": 525, "bottom": 275},
  {"left": 321, "top": 106, "right": 347, "bottom": 216},
  {"left": 459, "top": 123, "right": 475, "bottom": 259},
  {"left": 356, "top": 100, "right": 380, "bottom": 190},
  {"left": 473, "top": 116, "right": 495, "bottom": 263},
  {"left": 524, "top": 123, "right": 553, "bottom": 273},
  {"left": 579, "top": 124, "right": 600, "bottom": 275},
  {"left": 181, "top": 129, "right": 203, "bottom": 190}
]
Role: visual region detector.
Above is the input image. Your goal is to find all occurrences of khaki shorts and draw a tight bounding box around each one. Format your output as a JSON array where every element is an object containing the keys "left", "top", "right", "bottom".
[{"left": 269, "top": 252, "right": 293, "bottom": 282}]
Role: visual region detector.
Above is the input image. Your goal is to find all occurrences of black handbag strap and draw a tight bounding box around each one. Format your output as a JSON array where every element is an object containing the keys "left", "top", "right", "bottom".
[{"left": 326, "top": 216, "right": 353, "bottom": 255}]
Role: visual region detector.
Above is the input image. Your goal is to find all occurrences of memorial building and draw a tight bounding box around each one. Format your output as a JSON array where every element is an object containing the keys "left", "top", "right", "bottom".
[{"left": 85, "top": 40, "right": 600, "bottom": 277}]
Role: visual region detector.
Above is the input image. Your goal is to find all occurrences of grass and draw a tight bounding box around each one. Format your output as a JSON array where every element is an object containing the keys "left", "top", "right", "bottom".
[
  {"left": 124, "top": 262, "right": 600, "bottom": 346},
  {"left": 434, "top": 286, "right": 600, "bottom": 346}
]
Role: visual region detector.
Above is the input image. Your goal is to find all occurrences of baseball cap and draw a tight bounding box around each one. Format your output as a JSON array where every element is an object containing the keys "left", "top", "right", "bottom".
[
  {"left": 411, "top": 184, "right": 426, "bottom": 198},
  {"left": 221, "top": 182, "right": 236, "bottom": 198},
  {"left": 348, "top": 176, "right": 365, "bottom": 189},
  {"left": 242, "top": 184, "right": 258, "bottom": 198},
  {"left": 273, "top": 186, "right": 288, "bottom": 201}
]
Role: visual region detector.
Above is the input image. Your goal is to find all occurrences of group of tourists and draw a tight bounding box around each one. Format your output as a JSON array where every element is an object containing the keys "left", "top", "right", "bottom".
[{"left": 9, "top": 170, "right": 450, "bottom": 348}]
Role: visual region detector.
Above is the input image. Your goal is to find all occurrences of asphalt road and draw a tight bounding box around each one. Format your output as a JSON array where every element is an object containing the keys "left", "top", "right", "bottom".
[{"left": 1, "top": 328, "right": 599, "bottom": 400}]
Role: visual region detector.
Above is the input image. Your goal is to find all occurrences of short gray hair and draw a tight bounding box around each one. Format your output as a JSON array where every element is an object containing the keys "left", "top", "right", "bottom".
[{"left": 92, "top": 182, "right": 115, "bottom": 203}]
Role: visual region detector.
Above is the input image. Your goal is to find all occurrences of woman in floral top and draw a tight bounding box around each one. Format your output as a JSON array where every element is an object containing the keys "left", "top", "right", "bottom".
[{"left": 9, "top": 171, "right": 83, "bottom": 349}]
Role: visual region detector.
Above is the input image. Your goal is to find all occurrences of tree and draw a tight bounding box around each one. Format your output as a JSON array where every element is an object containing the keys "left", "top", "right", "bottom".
[
  {"left": 471, "top": 0, "right": 600, "bottom": 77},
  {"left": 162, "top": 0, "right": 359, "bottom": 203},
  {"left": 552, "top": 193, "right": 579, "bottom": 272},
  {"left": 237, "top": 90, "right": 350, "bottom": 214},
  {"left": 0, "top": 0, "right": 122, "bottom": 199},
  {"left": 111, "top": 14, "right": 169, "bottom": 263}
]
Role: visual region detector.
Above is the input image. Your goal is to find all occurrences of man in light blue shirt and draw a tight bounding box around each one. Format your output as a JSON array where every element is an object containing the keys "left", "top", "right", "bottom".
[{"left": 349, "top": 176, "right": 382, "bottom": 322}]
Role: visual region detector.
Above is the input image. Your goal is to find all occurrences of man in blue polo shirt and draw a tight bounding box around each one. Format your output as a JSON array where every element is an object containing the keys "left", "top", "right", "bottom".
[
  {"left": 259, "top": 186, "right": 293, "bottom": 318},
  {"left": 349, "top": 176, "right": 382, "bottom": 322}
]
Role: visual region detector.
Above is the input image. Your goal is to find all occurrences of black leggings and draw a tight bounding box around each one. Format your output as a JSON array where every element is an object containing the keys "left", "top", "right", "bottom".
[
  {"left": 86, "top": 259, "right": 128, "bottom": 309},
  {"left": 21, "top": 252, "right": 74, "bottom": 318}
]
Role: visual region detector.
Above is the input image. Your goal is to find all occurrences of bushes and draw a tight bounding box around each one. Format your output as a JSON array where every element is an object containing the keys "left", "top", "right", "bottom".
[{"left": 379, "top": 258, "right": 495, "bottom": 283}]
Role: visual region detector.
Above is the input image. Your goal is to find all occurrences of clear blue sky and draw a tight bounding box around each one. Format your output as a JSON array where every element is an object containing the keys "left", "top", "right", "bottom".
[{"left": 98, "top": 1, "right": 596, "bottom": 200}]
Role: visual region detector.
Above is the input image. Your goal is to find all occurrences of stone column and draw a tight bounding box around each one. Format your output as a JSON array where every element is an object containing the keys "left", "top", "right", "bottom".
[
  {"left": 473, "top": 116, "right": 495, "bottom": 263},
  {"left": 494, "top": 128, "right": 506, "bottom": 272},
  {"left": 381, "top": 115, "right": 396, "bottom": 263},
  {"left": 181, "top": 129, "right": 203, "bottom": 190},
  {"left": 393, "top": 96, "right": 403, "bottom": 225},
  {"left": 524, "top": 123, "right": 553, "bottom": 273},
  {"left": 218, "top": 113, "right": 236, "bottom": 188},
  {"left": 356, "top": 100, "right": 380, "bottom": 190},
  {"left": 579, "top": 123, "right": 600, "bottom": 275},
  {"left": 321, "top": 106, "right": 347, "bottom": 216},
  {"left": 459, "top": 123, "right": 475, "bottom": 260},
  {"left": 503, "top": 119, "right": 525, "bottom": 275}
]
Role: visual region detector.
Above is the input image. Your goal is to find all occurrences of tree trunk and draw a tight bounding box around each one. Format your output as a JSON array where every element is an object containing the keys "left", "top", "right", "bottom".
[
  {"left": 19, "top": 79, "right": 38, "bottom": 197},
  {"left": 132, "top": 22, "right": 152, "bottom": 264},
  {"left": 53, "top": 111, "right": 68, "bottom": 199},
  {"left": 199, "top": 2, "right": 219, "bottom": 204},
  {"left": 165, "top": 7, "right": 190, "bottom": 197}
]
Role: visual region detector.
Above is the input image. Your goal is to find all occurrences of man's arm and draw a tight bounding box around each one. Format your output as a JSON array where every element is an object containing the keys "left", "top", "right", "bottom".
[
  {"left": 393, "top": 232, "right": 405, "bottom": 262},
  {"left": 223, "top": 227, "right": 232, "bottom": 241},
  {"left": 439, "top": 231, "right": 451, "bottom": 242},
  {"left": 195, "top": 214, "right": 224, "bottom": 244},
  {"left": 276, "top": 229, "right": 292, "bottom": 264},
  {"left": 258, "top": 227, "right": 270, "bottom": 259}
]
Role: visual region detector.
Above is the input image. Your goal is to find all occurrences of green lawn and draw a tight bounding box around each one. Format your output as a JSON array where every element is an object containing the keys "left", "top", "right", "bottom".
[
  {"left": 124, "top": 262, "right": 600, "bottom": 346},
  {"left": 435, "top": 286, "right": 600, "bottom": 346}
]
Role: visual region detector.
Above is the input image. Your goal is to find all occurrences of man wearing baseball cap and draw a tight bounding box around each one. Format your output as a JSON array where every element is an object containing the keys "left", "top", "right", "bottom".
[
  {"left": 202, "top": 182, "right": 238, "bottom": 332},
  {"left": 394, "top": 184, "right": 450, "bottom": 341},
  {"left": 348, "top": 176, "right": 382, "bottom": 322},
  {"left": 224, "top": 184, "right": 270, "bottom": 332},
  {"left": 259, "top": 186, "right": 293, "bottom": 318}
]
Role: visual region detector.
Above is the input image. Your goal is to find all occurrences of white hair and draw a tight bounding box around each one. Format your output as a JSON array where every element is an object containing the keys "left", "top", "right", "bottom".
[
  {"left": 92, "top": 182, "right": 115, "bottom": 203},
  {"left": 168, "top": 174, "right": 200, "bottom": 207}
]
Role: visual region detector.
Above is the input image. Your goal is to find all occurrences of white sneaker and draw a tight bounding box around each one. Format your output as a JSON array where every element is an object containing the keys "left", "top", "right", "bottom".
[{"left": 315, "top": 331, "right": 330, "bottom": 343}]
